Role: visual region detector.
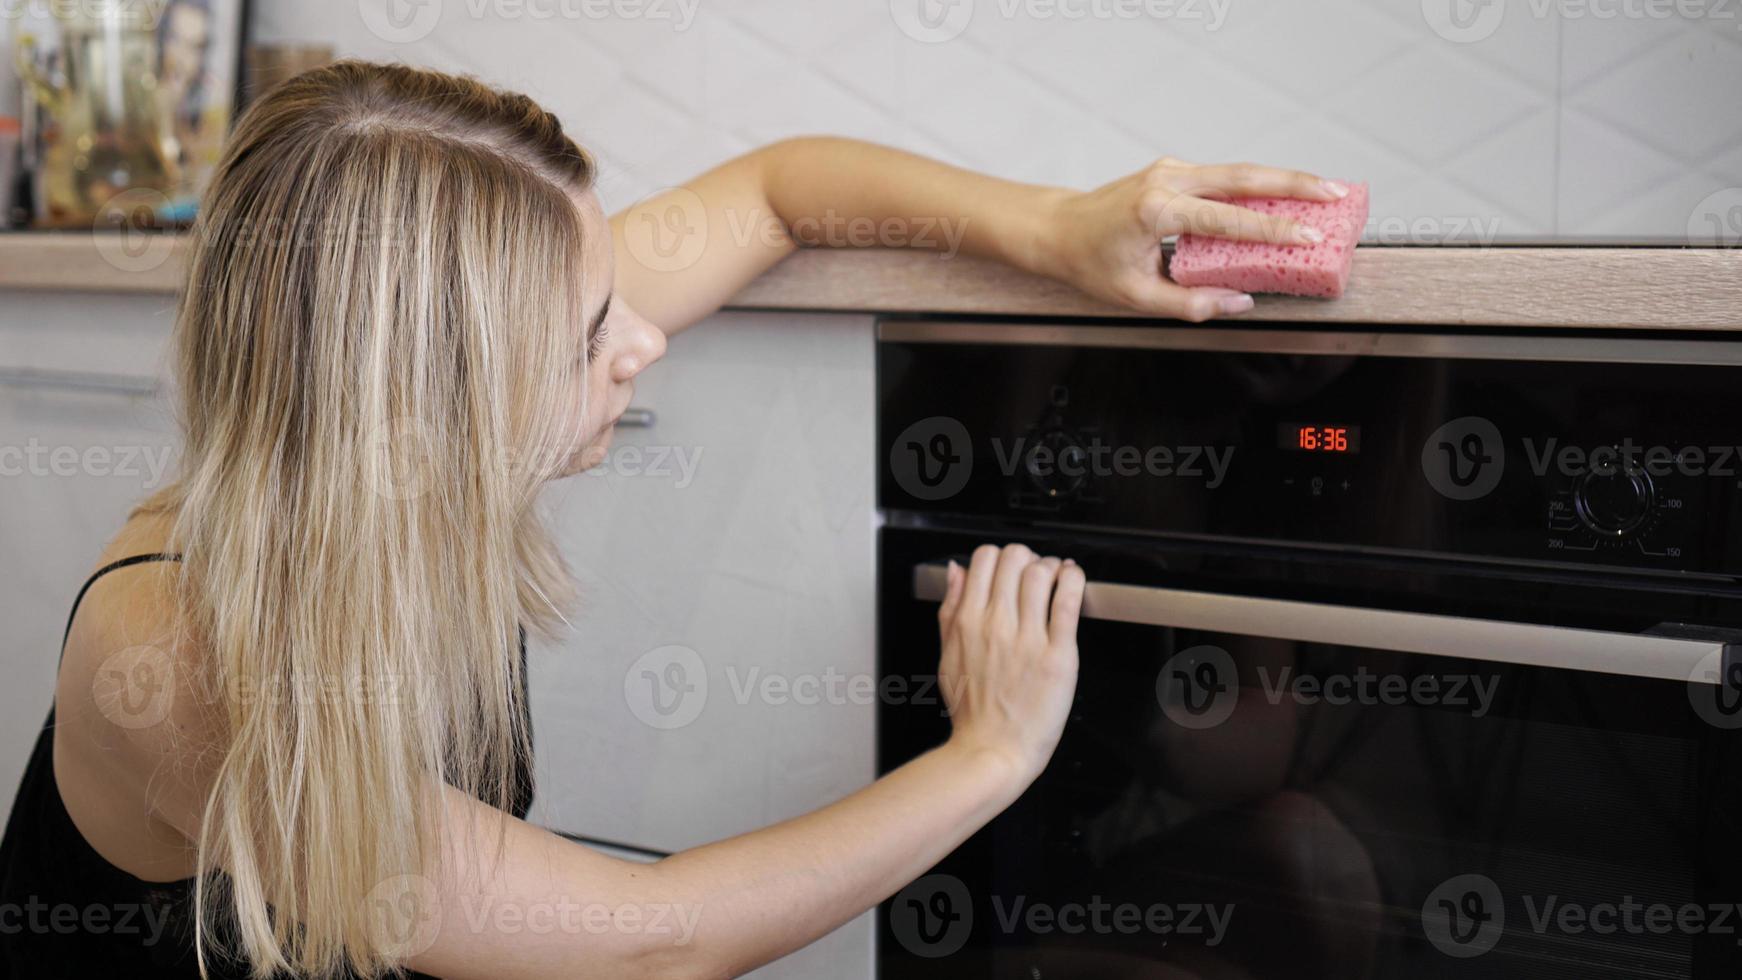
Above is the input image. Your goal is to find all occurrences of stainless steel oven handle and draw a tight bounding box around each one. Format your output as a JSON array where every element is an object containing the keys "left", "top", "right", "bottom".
[
  {"left": 0, "top": 366, "right": 161, "bottom": 397},
  {"left": 912, "top": 562, "right": 1730, "bottom": 685}
]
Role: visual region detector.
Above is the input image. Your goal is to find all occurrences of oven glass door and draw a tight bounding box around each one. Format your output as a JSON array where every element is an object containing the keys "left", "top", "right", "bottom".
[{"left": 877, "top": 527, "right": 1742, "bottom": 980}]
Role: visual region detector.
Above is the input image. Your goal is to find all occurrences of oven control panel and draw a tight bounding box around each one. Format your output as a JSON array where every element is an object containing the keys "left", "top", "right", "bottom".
[
  {"left": 878, "top": 325, "right": 1742, "bottom": 576},
  {"left": 1547, "top": 454, "right": 1691, "bottom": 560}
]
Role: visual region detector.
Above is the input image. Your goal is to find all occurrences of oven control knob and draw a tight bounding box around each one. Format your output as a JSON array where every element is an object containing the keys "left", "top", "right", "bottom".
[
  {"left": 1573, "top": 464, "right": 1655, "bottom": 538},
  {"left": 1024, "top": 428, "right": 1089, "bottom": 500}
]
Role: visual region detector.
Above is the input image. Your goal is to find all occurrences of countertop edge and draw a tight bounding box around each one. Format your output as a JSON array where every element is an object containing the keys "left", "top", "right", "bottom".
[{"left": 2, "top": 234, "right": 1737, "bottom": 331}]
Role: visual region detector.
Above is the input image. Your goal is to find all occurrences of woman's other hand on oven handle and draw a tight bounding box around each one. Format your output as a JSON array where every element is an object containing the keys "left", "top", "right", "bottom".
[{"left": 936, "top": 543, "right": 1086, "bottom": 790}]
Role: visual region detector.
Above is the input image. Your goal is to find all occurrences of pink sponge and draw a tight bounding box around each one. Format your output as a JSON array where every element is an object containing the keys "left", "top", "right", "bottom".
[{"left": 1169, "top": 182, "right": 1369, "bottom": 299}]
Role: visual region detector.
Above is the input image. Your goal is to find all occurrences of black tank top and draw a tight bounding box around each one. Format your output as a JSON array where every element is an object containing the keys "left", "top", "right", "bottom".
[{"left": 0, "top": 554, "right": 535, "bottom": 977}]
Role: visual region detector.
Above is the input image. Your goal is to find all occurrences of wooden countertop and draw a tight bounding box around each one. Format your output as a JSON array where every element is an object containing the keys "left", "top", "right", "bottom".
[{"left": 2, "top": 232, "right": 1737, "bottom": 331}]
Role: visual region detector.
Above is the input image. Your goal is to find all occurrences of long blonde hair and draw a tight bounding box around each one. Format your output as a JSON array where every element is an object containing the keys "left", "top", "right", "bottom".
[{"left": 138, "top": 60, "right": 596, "bottom": 977}]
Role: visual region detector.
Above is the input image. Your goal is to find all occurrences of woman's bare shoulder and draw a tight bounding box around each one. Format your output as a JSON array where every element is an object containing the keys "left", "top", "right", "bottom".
[{"left": 53, "top": 507, "right": 222, "bottom": 881}]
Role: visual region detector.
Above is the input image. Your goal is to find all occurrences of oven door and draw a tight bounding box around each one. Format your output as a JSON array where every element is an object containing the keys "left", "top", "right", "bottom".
[{"left": 877, "top": 526, "right": 1742, "bottom": 980}]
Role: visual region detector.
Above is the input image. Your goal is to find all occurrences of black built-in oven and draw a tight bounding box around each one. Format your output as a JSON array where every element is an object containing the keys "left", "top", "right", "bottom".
[{"left": 875, "top": 321, "right": 1742, "bottom": 980}]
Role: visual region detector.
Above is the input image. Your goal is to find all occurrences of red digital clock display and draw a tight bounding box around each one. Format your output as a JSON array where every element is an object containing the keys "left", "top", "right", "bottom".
[{"left": 1280, "top": 424, "right": 1361, "bottom": 454}]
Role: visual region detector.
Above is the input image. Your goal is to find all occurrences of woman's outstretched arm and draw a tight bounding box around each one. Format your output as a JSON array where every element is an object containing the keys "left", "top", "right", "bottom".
[
  {"left": 609, "top": 136, "right": 1347, "bottom": 333},
  {"left": 407, "top": 544, "right": 1082, "bottom": 979},
  {"left": 415, "top": 730, "right": 1022, "bottom": 979}
]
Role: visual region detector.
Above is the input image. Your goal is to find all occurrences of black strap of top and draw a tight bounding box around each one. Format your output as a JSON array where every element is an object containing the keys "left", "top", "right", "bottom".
[
  {"left": 55, "top": 551, "right": 536, "bottom": 816},
  {"left": 63, "top": 554, "right": 528, "bottom": 653},
  {"left": 60, "top": 553, "right": 183, "bottom": 657}
]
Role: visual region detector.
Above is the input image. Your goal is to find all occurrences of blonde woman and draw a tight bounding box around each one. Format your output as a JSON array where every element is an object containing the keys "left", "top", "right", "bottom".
[{"left": 0, "top": 62, "right": 1347, "bottom": 978}]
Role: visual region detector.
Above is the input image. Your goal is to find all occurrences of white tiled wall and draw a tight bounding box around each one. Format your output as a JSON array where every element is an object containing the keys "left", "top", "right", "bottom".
[{"left": 235, "top": 0, "right": 1742, "bottom": 242}]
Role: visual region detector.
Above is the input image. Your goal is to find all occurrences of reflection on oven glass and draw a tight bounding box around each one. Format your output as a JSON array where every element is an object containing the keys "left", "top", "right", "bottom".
[{"left": 986, "top": 622, "right": 1704, "bottom": 980}]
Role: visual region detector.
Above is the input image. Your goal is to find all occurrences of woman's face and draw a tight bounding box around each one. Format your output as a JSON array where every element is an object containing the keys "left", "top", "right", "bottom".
[{"left": 554, "top": 190, "right": 667, "bottom": 479}]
